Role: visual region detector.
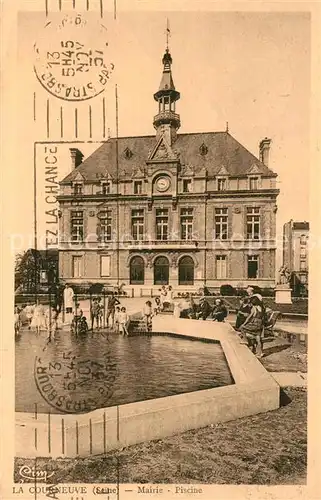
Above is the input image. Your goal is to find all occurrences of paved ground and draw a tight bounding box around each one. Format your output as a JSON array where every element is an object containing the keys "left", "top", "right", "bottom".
[{"left": 271, "top": 371, "right": 307, "bottom": 388}]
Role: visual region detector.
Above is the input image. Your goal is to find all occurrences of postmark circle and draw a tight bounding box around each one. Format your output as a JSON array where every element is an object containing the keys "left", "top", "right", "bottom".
[
  {"left": 34, "top": 14, "right": 114, "bottom": 101},
  {"left": 34, "top": 349, "right": 117, "bottom": 413}
]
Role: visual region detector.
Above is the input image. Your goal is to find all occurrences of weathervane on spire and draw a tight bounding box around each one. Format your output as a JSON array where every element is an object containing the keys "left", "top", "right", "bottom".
[{"left": 166, "top": 18, "right": 171, "bottom": 50}]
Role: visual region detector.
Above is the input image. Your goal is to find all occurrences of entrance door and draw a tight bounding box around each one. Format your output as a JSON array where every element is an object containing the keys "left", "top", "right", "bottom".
[
  {"left": 178, "top": 256, "right": 194, "bottom": 285},
  {"left": 130, "top": 256, "right": 145, "bottom": 284},
  {"left": 154, "top": 256, "right": 169, "bottom": 285}
]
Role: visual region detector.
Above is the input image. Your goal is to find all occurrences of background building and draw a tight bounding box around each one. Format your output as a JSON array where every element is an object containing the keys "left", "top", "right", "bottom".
[
  {"left": 58, "top": 48, "right": 279, "bottom": 294},
  {"left": 283, "top": 220, "right": 309, "bottom": 295}
]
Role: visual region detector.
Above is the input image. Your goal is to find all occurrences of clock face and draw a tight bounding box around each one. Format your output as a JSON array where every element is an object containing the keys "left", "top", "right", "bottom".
[{"left": 156, "top": 176, "right": 171, "bottom": 192}]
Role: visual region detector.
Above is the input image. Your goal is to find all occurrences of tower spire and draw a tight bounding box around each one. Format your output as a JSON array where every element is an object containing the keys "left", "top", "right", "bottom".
[
  {"left": 153, "top": 33, "right": 180, "bottom": 145},
  {"left": 166, "top": 18, "right": 170, "bottom": 50}
]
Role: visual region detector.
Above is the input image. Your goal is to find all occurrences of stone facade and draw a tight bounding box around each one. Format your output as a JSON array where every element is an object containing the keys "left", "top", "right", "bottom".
[
  {"left": 58, "top": 48, "right": 279, "bottom": 292},
  {"left": 283, "top": 220, "right": 309, "bottom": 293}
]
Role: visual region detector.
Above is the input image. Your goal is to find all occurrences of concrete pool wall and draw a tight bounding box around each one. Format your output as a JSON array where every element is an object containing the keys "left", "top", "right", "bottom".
[{"left": 16, "top": 318, "right": 280, "bottom": 458}]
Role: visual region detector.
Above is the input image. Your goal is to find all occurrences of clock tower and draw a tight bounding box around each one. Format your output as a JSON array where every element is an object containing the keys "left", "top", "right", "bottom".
[{"left": 153, "top": 48, "right": 181, "bottom": 145}]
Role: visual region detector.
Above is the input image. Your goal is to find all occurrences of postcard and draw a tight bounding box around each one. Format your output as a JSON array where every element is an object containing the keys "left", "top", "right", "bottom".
[{"left": 1, "top": 1, "right": 320, "bottom": 499}]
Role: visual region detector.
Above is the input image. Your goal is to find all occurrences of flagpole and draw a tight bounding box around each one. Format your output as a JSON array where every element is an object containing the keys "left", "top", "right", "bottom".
[{"left": 115, "top": 84, "right": 120, "bottom": 291}]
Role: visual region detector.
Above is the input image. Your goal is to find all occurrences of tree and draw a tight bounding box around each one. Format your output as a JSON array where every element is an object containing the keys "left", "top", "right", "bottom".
[{"left": 15, "top": 249, "right": 59, "bottom": 293}]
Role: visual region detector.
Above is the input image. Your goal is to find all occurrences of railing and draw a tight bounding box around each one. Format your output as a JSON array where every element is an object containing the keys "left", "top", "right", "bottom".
[{"left": 153, "top": 111, "right": 181, "bottom": 123}]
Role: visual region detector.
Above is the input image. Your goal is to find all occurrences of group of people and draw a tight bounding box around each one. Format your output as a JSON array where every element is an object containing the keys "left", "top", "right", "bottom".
[
  {"left": 14, "top": 301, "right": 58, "bottom": 337},
  {"left": 139, "top": 290, "right": 229, "bottom": 330},
  {"left": 172, "top": 293, "right": 228, "bottom": 322},
  {"left": 15, "top": 282, "right": 277, "bottom": 354},
  {"left": 14, "top": 283, "right": 131, "bottom": 338},
  {"left": 89, "top": 294, "right": 130, "bottom": 335}
]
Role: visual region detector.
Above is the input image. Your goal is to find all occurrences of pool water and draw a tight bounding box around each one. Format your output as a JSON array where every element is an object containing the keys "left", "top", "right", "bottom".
[{"left": 15, "top": 328, "right": 234, "bottom": 414}]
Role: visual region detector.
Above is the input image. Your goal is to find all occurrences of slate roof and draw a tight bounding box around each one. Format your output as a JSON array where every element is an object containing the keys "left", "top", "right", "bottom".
[{"left": 61, "top": 131, "right": 277, "bottom": 184}]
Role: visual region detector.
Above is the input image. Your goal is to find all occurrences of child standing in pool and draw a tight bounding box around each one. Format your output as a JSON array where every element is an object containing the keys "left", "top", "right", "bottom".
[
  {"left": 45, "top": 306, "right": 58, "bottom": 340},
  {"left": 118, "top": 307, "right": 129, "bottom": 336},
  {"left": 143, "top": 301, "right": 153, "bottom": 331},
  {"left": 114, "top": 306, "right": 121, "bottom": 333}
]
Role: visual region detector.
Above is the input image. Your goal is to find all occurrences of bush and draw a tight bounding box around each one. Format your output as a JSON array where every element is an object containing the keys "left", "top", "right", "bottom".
[
  {"left": 220, "top": 284, "right": 236, "bottom": 296},
  {"left": 88, "top": 283, "right": 105, "bottom": 295},
  {"left": 261, "top": 288, "right": 275, "bottom": 297}
]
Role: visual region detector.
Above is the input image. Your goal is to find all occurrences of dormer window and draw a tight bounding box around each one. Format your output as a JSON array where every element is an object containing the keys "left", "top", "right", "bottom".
[
  {"left": 183, "top": 179, "right": 192, "bottom": 193},
  {"left": 199, "top": 143, "right": 208, "bottom": 156},
  {"left": 249, "top": 177, "right": 259, "bottom": 190},
  {"left": 124, "top": 148, "right": 133, "bottom": 160},
  {"left": 101, "top": 181, "right": 111, "bottom": 195},
  {"left": 134, "top": 180, "right": 143, "bottom": 195},
  {"left": 73, "top": 183, "right": 83, "bottom": 195},
  {"left": 217, "top": 178, "right": 227, "bottom": 191},
  {"left": 248, "top": 175, "right": 261, "bottom": 190}
]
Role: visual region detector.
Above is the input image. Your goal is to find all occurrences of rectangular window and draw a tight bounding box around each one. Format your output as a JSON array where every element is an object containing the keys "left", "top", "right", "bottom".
[
  {"left": 100, "top": 210, "right": 112, "bottom": 242},
  {"left": 131, "top": 209, "right": 144, "bottom": 241},
  {"left": 249, "top": 177, "right": 259, "bottom": 190},
  {"left": 73, "top": 183, "right": 83, "bottom": 195},
  {"left": 156, "top": 208, "right": 169, "bottom": 241},
  {"left": 180, "top": 208, "right": 193, "bottom": 240},
  {"left": 72, "top": 256, "right": 82, "bottom": 278},
  {"left": 300, "top": 259, "right": 306, "bottom": 271},
  {"left": 134, "top": 181, "right": 143, "bottom": 195},
  {"left": 70, "top": 210, "right": 84, "bottom": 242},
  {"left": 164, "top": 96, "right": 170, "bottom": 111},
  {"left": 300, "top": 246, "right": 306, "bottom": 258},
  {"left": 248, "top": 255, "right": 259, "bottom": 279},
  {"left": 217, "top": 178, "right": 227, "bottom": 191},
  {"left": 215, "top": 208, "right": 228, "bottom": 240},
  {"left": 246, "top": 207, "right": 260, "bottom": 239},
  {"left": 216, "top": 256, "right": 227, "bottom": 279},
  {"left": 183, "top": 179, "right": 192, "bottom": 193},
  {"left": 101, "top": 181, "right": 111, "bottom": 195},
  {"left": 100, "top": 255, "right": 111, "bottom": 277}
]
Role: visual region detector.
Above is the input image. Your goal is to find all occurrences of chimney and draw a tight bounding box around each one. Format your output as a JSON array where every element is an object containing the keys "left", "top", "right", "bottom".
[
  {"left": 70, "top": 148, "right": 84, "bottom": 169},
  {"left": 259, "top": 138, "right": 271, "bottom": 167}
]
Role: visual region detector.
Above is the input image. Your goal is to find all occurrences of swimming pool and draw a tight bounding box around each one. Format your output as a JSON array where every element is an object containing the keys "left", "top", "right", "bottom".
[{"left": 15, "top": 328, "right": 234, "bottom": 414}]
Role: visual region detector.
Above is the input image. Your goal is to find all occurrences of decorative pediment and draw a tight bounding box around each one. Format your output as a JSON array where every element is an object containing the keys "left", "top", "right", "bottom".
[
  {"left": 195, "top": 167, "right": 207, "bottom": 178},
  {"left": 72, "top": 172, "right": 84, "bottom": 182},
  {"left": 96, "top": 171, "right": 112, "bottom": 180},
  {"left": 97, "top": 201, "right": 111, "bottom": 211},
  {"left": 148, "top": 136, "right": 177, "bottom": 162},
  {"left": 247, "top": 163, "right": 262, "bottom": 175},
  {"left": 131, "top": 166, "right": 145, "bottom": 179},
  {"left": 181, "top": 164, "right": 195, "bottom": 177},
  {"left": 216, "top": 165, "right": 229, "bottom": 176}
]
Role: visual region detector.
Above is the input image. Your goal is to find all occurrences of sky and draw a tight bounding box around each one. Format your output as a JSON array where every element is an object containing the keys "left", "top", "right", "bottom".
[{"left": 14, "top": 9, "right": 311, "bottom": 263}]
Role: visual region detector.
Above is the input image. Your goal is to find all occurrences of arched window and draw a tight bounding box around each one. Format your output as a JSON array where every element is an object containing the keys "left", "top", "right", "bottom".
[
  {"left": 179, "top": 256, "right": 194, "bottom": 285},
  {"left": 300, "top": 234, "right": 307, "bottom": 245},
  {"left": 130, "top": 256, "right": 144, "bottom": 285},
  {"left": 154, "top": 256, "right": 169, "bottom": 285}
]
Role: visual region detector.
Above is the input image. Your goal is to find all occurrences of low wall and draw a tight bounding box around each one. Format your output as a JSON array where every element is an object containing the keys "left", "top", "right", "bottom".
[{"left": 16, "top": 318, "right": 280, "bottom": 459}]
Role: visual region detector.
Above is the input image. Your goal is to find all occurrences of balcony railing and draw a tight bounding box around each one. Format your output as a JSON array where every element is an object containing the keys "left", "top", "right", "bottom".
[{"left": 153, "top": 111, "right": 181, "bottom": 124}]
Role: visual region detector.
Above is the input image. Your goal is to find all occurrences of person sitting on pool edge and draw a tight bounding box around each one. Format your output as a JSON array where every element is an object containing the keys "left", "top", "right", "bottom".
[
  {"left": 239, "top": 295, "right": 264, "bottom": 358},
  {"left": 212, "top": 298, "right": 228, "bottom": 322},
  {"left": 235, "top": 296, "right": 252, "bottom": 330},
  {"left": 196, "top": 297, "right": 212, "bottom": 321}
]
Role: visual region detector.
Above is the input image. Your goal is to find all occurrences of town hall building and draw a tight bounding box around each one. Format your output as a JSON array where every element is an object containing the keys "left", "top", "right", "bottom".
[{"left": 58, "top": 47, "right": 279, "bottom": 293}]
